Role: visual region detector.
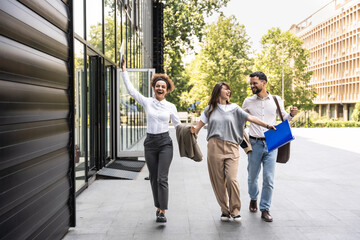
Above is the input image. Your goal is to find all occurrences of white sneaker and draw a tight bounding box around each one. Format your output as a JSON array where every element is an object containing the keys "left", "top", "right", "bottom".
[
  {"left": 233, "top": 215, "right": 242, "bottom": 222},
  {"left": 220, "top": 213, "right": 230, "bottom": 222}
]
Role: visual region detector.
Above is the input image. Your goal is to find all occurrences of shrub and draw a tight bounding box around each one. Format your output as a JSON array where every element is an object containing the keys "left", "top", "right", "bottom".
[{"left": 310, "top": 120, "right": 360, "bottom": 128}]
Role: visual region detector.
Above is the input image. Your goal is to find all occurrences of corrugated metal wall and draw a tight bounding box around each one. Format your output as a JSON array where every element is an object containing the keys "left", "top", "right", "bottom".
[
  {"left": 0, "top": 0, "right": 75, "bottom": 239},
  {"left": 152, "top": 0, "right": 164, "bottom": 73}
]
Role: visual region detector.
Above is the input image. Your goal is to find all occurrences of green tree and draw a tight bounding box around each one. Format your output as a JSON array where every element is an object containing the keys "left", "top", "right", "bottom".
[
  {"left": 180, "top": 54, "right": 208, "bottom": 110},
  {"left": 86, "top": 0, "right": 135, "bottom": 66},
  {"left": 351, "top": 102, "right": 360, "bottom": 121},
  {"left": 182, "top": 15, "right": 253, "bottom": 110},
  {"left": 163, "top": 0, "right": 230, "bottom": 110},
  {"left": 86, "top": 1, "right": 231, "bottom": 109},
  {"left": 254, "top": 28, "right": 316, "bottom": 110}
]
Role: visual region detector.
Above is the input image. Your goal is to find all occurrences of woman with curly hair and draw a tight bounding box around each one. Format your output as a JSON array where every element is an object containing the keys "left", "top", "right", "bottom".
[{"left": 121, "top": 61, "right": 180, "bottom": 223}]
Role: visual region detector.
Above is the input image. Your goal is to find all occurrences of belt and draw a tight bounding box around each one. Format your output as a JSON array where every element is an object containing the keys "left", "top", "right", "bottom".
[
  {"left": 147, "top": 132, "right": 169, "bottom": 138},
  {"left": 249, "top": 136, "right": 266, "bottom": 141}
]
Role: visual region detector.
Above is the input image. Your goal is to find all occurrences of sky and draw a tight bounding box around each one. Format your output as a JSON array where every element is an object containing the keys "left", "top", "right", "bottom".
[{"left": 204, "top": 0, "right": 332, "bottom": 52}]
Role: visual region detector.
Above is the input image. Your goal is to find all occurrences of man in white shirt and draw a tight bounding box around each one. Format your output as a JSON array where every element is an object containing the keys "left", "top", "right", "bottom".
[{"left": 242, "top": 71, "right": 298, "bottom": 222}]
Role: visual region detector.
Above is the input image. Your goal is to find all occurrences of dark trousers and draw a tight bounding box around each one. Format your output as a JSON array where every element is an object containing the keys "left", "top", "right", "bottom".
[{"left": 144, "top": 132, "right": 173, "bottom": 210}]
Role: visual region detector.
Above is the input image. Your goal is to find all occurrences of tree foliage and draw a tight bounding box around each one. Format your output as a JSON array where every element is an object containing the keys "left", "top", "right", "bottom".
[
  {"left": 87, "top": 16, "right": 118, "bottom": 64},
  {"left": 181, "top": 15, "right": 253, "bottom": 110},
  {"left": 254, "top": 28, "right": 316, "bottom": 110},
  {"left": 163, "top": 0, "right": 230, "bottom": 110},
  {"left": 351, "top": 102, "right": 360, "bottom": 121}
]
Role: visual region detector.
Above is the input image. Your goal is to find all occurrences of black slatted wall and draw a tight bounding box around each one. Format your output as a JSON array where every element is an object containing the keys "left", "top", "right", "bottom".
[
  {"left": 153, "top": 0, "right": 164, "bottom": 73},
  {"left": 0, "top": 0, "right": 75, "bottom": 239}
]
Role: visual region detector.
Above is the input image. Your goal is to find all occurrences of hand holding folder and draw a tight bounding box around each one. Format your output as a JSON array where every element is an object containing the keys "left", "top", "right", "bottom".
[{"left": 264, "top": 120, "right": 295, "bottom": 152}]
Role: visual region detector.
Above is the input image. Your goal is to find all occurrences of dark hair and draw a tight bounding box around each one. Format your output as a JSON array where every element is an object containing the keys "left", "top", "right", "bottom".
[
  {"left": 150, "top": 73, "right": 175, "bottom": 92},
  {"left": 207, "top": 82, "right": 231, "bottom": 119},
  {"left": 249, "top": 71, "right": 267, "bottom": 82}
]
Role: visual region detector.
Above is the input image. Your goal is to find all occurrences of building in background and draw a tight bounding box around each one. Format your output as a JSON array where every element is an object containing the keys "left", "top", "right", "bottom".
[
  {"left": 0, "top": 0, "right": 163, "bottom": 239},
  {"left": 290, "top": 0, "right": 360, "bottom": 120}
]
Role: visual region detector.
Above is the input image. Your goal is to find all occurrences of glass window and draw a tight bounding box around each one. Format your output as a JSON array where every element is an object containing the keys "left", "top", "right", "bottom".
[
  {"left": 330, "top": 104, "right": 336, "bottom": 119},
  {"left": 74, "top": 39, "right": 86, "bottom": 192},
  {"left": 140, "top": 0, "right": 144, "bottom": 30},
  {"left": 116, "top": 1, "right": 123, "bottom": 64},
  {"left": 122, "top": 6, "right": 127, "bottom": 64},
  {"left": 86, "top": 55, "right": 99, "bottom": 177},
  {"left": 140, "top": 41, "right": 144, "bottom": 68},
  {"left": 136, "top": 33, "right": 140, "bottom": 68},
  {"left": 321, "top": 105, "right": 326, "bottom": 116},
  {"left": 105, "top": 0, "right": 115, "bottom": 62},
  {"left": 138, "top": 0, "right": 141, "bottom": 30},
  {"left": 126, "top": 16, "right": 132, "bottom": 68},
  {"left": 74, "top": 0, "right": 84, "bottom": 38},
  {"left": 133, "top": 32, "right": 137, "bottom": 68},
  {"left": 87, "top": 0, "right": 103, "bottom": 52},
  {"left": 349, "top": 105, "right": 355, "bottom": 120},
  {"left": 119, "top": 71, "right": 149, "bottom": 151},
  {"left": 105, "top": 66, "right": 112, "bottom": 157}
]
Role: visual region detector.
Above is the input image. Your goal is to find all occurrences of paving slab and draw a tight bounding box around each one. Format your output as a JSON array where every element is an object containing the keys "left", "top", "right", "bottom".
[{"left": 63, "top": 128, "right": 360, "bottom": 240}]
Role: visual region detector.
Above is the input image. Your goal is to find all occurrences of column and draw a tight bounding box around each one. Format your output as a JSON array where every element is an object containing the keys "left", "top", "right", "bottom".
[
  {"left": 327, "top": 104, "right": 331, "bottom": 119},
  {"left": 343, "top": 103, "right": 348, "bottom": 121},
  {"left": 334, "top": 104, "right": 338, "bottom": 119}
]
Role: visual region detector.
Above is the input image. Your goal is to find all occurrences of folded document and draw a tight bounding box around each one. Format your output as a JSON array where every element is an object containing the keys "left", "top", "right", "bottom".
[{"left": 264, "top": 120, "right": 295, "bottom": 152}]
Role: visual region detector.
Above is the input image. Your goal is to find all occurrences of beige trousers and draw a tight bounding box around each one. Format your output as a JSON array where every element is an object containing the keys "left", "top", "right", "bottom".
[{"left": 207, "top": 137, "right": 241, "bottom": 217}]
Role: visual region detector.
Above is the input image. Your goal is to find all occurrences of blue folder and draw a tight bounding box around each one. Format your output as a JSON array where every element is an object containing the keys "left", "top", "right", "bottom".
[{"left": 264, "top": 120, "right": 295, "bottom": 152}]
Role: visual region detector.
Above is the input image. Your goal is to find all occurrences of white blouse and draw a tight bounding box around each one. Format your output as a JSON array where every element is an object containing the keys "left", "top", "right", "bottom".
[{"left": 121, "top": 71, "right": 181, "bottom": 134}]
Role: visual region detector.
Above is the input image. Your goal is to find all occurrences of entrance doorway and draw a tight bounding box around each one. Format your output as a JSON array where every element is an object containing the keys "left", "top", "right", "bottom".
[{"left": 87, "top": 55, "right": 101, "bottom": 179}]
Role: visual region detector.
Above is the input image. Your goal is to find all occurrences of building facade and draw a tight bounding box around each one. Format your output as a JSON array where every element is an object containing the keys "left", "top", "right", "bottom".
[
  {"left": 290, "top": 0, "right": 360, "bottom": 120},
  {"left": 73, "top": 0, "right": 157, "bottom": 193},
  {"left": 0, "top": 0, "right": 162, "bottom": 239}
]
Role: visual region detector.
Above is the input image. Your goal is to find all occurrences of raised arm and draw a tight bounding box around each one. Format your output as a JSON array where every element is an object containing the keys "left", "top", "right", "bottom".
[
  {"left": 120, "top": 61, "right": 147, "bottom": 106},
  {"left": 275, "top": 96, "right": 298, "bottom": 121},
  {"left": 247, "top": 115, "right": 276, "bottom": 130}
]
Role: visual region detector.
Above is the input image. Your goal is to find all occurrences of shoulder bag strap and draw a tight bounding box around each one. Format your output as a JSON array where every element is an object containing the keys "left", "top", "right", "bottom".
[{"left": 272, "top": 95, "right": 284, "bottom": 122}]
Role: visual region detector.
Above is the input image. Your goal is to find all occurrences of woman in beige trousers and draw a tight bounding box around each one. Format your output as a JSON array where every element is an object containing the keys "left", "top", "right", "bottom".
[{"left": 191, "top": 82, "right": 275, "bottom": 222}]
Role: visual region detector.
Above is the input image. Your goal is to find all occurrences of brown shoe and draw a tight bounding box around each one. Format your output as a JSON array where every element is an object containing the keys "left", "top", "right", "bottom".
[
  {"left": 261, "top": 210, "right": 273, "bottom": 222},
  {"left": 249, "top": 200, "right": 258, "bottom": 212}
]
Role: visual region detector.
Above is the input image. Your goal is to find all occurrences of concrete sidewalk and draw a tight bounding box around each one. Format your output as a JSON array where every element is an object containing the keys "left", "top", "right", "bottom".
[{"left": 63, "top": 128, "right": 360, "bottom": 240}]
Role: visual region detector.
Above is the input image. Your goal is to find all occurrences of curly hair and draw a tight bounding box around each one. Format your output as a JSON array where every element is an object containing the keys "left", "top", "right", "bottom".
[{"left": 150, "top": 73, "right": 175, "bottom": 93}]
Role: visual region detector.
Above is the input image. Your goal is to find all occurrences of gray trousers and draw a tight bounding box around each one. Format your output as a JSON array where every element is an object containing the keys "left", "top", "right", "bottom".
[{"left": 144, "top": 132, "right": 173, "bottom": 210}]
